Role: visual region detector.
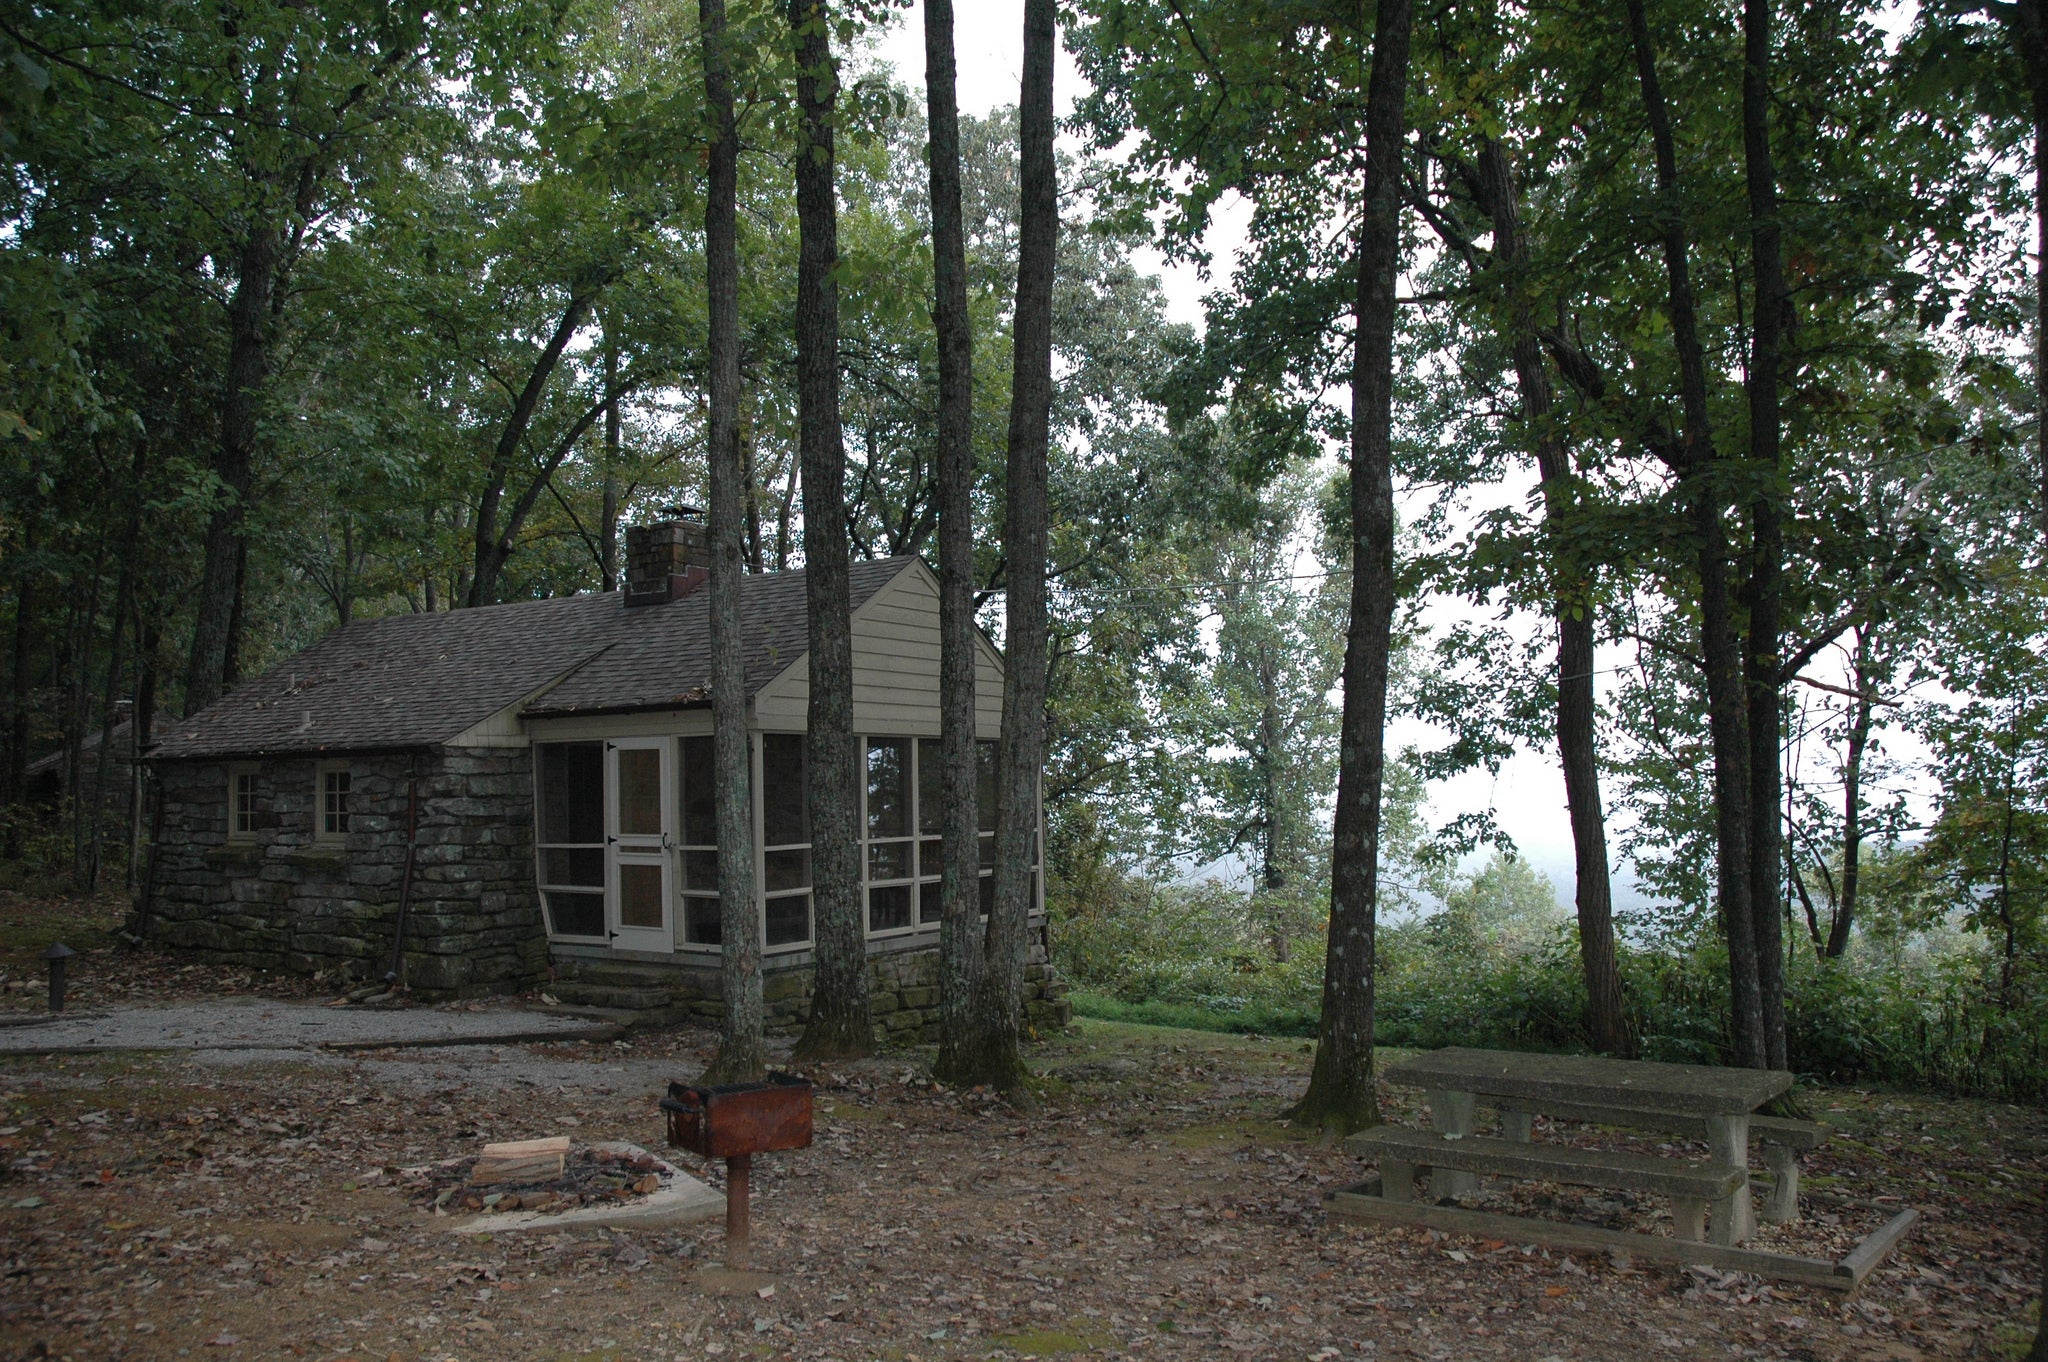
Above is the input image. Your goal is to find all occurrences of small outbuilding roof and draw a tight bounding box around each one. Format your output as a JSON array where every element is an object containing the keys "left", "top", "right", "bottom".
[{"left": 150, "top": 558, "right": 918, "bottom": 760}]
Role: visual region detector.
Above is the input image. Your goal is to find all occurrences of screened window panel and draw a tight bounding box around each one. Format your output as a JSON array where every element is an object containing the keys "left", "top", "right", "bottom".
[
  {"left": 765, "top": 894, "right": 811, "bottom": 947},
  {"left": 868, "top": 841, "right": 911, "bottom": 882},
  {"left": 683, "top": 849, "right": 718, "bottom": 891},
  {"left": 916, "top": 738, "right": 945, "bottom": 836},
  {"left": 546, "top": 891, "right": 604, "bottom": 938},
  {"left": 537, "top": 743, "right": 603, "bottom": 845},
  {"left": 867, "top": 884, "right": 912, "bottom": 933},
  {"left": 618, "top": 863, "right": 664, "bottom": 929},
  {"left": 765, "top": 848, "right": 810, "bottom": 893},
  {"left": 976, "top": 741, "right": 998, "bottom": 833},
  {"left": 683, "top": 895, "right": 722, "bottom": 946},
  {"left": 918, "top": 880, "right": 942, "bottom": 926},
  {"left": 542, "top": 848, "right": 603, "bottom": 887},
  {"left": 762, "top": 734, "right": 808, "bottom": 847},
  {"left": 679, "top": 735, "right": 716, "bottom": 847},
  {"left": 867, "top": 739, "right": 909, "bottom": 838}
]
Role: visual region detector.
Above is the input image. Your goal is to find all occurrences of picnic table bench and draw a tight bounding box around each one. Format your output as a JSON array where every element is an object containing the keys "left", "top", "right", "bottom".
[{"left": 1326, "top": 1046, "right": 1917, "bottom": 1294}]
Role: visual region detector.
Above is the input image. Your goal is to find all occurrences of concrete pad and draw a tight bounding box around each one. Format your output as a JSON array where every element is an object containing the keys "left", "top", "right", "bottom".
[
  {"left": 447, "top": 1142, "right": 723, "bottom": 1235},
  {"left": 0, "top": 998, "right": 617, "bottom": 1055}
]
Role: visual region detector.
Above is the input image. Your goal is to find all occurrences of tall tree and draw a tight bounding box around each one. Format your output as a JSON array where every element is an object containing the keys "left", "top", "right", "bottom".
[
  {"left": 787, "top": 0, "right": 872, "bottom": 1062},
  {"left": 699, "top": 0, "right": 765, "bottom": 1086},
  {"left": 1624, "top": 0, "right": 1767, "bottom": 1069},
  {"left": 1740, "top": 0, "right": 1792, "bottom": 1070},
  {"left": 1471, "top": 134, "right": 1629, "bottom": 1055},
  {"left": 950, "top": 0, "right": 1058, "bottom": 1095},
  {"left": 924, "top": 0, "right": 988, "bottom": 1085},
  {"left": 1291, "top": 0, "right": 1414, "bottom": 1139}
]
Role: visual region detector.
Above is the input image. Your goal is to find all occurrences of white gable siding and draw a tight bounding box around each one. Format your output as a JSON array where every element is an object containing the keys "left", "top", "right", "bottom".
[{"left": 751, "top": 562, "right": 1003, "bottom": 735}]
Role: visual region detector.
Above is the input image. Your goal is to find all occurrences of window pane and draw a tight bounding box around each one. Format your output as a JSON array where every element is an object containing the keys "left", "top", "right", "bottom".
[
  {"left": 867, "top": 739, "right": 908, "bottom": 838},
  {"left": 543, "top": 847, "right": 603, "bottom": 887},
  {"left": 867, "top": 884, "right": 911, "bottom": 933},
  {"left": 919, "top": 880, "right": 942, "bottom": 925},
  {"left": 868, "top": 841, "right": 911, "bottom": 882},
  {"left": 976, "top": 741, "right": 998, "bottom": 833},
  {"left": 918, "top": 837, "right": 941, "bottom": 880},
  {"left": 679, "top": 735, "right": 716, "bottom": 847},
  {"left": 683, "top": 849, "right": 718, "bottom": 891},
  {"left": 619, "top": 862, "right": 664, "bottom": 929},
  {"left": 916, "top": 738, "right": 944, "bottom": 835},
  {"left": 546, "top": 890, "right": 604, "bottom": 938},
  {"left": 763, "top": 734, "right": 808, "bottom": 847},
  {"left": 979, "top": 831, "right": 995, "bottom": 870},
  {"left": 537, "top": 743, "right": 603, "bottom": 844},
  {"left": 684, "top": 895, "right": 721, "bottom": 946},
  {"left": 765, "top": 848, "right": 810, "bottom": 893},
  {"left": 323, "top": 770, "right": 350, "bottom": 835},
  {"left": 978, "top": 873, "right": 994, "bottom": 915},
  {"left": 765, "top": 894, "right": 810, "bottom": 947},
  {"left": 617, "top": 747, "right": 662, "bottom": 837}
]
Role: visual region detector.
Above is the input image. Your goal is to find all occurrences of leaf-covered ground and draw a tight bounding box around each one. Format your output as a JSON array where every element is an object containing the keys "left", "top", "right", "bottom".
[{"left": 0, "top": 897, "right": 2041, "bottom": 1361}]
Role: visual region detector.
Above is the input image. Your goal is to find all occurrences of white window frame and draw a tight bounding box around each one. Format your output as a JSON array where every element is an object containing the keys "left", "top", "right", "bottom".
[
  {"left": 227, "top": 764, "right": 260, "bottom": 842},
  {"left": 315, "top": 761, "right": 352, "bottom": 843}
]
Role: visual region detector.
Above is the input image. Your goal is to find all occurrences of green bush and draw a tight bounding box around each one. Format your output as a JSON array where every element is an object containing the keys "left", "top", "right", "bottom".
[{"left": 1051, "top": 867, "right": 2048, "bottom": 1103}]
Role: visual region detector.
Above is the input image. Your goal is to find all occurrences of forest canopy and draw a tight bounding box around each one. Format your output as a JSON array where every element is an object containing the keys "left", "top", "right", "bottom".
[{"left": 1, "top": 0, "right": 2043, "bottom": 1103}]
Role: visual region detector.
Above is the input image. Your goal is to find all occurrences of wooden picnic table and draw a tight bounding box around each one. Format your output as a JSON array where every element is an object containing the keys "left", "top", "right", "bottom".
[{"left": 1384, "top": 1046, "right": 1795, "bottom": 1245}]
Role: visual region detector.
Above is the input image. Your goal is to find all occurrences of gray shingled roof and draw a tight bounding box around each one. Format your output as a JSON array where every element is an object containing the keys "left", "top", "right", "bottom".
[{"left": 150, "top": 558, "right": 917, "bottom": 760}]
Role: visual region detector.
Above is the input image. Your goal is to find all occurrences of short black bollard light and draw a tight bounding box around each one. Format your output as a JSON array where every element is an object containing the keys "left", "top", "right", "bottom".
[{"left": 43, "top": 942, "right": 75, "bottom": 1013}]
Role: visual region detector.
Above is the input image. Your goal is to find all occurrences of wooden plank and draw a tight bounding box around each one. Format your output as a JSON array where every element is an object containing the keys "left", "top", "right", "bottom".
[
  {"left": 1346, "top": 1126, "right": 1744, "bottom": 1200},
  {"left": 472, "top": 1135, "right": 571, "bottom": 1186},
  {"left": 1323, "top": 1186, "right": 1855, "bottom": 1292},
  {"left": 1840, "top": 1210, "right": 1920, "bottom": 1288},
  {"left": 1386, "top": 1047, "right": 1792, "bottom": 1117}
]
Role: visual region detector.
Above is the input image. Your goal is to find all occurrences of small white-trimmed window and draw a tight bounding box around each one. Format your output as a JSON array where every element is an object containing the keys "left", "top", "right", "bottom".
[
  {"left": 228, "top": 766, "right": 260, "bottom": 841},
  {"left": 317, "top": 763, "right": 352, "bottom": 841}
]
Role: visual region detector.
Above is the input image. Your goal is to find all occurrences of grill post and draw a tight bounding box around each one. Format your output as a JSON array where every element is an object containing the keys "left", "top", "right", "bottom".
[{"left": 725, "top": 1153, "right": 752, "bottom": 1266}]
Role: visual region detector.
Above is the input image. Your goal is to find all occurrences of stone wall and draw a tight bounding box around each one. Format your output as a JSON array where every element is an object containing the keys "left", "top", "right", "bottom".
[
  {"left": 140, "top": 747, "right": 547, "bottom": 997},
  {"left": 552, "top": 928, "right": 1073, "bottom": 1042}
]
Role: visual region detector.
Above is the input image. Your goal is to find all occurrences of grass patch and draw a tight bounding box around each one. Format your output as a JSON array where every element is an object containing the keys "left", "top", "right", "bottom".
[
  {"left": 1068, "top": 992, "right": 1318, "bottom": 1038},
  {"left": 987, "top": 1321, "right": 1116, "bottom": 1356}
]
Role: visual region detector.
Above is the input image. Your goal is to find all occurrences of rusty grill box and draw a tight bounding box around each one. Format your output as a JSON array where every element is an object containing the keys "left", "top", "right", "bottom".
[{"left": 661, "top": 1072, "right": 814, "bottom": 1160}]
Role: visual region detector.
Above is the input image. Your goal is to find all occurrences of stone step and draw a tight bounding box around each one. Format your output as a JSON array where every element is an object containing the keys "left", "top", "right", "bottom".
[{"left": 548, "top": 981, "right": 674, "bottom": 1010}]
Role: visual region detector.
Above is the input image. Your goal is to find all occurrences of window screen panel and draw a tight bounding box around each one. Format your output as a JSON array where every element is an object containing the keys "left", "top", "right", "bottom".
[
  {"left": 537, "top": 743, "right": 603, "bottom": 845},
  {"left": 765, "top": 894, "right": 810, "bottom": 947},
  {"left": 679, "top": 735, "right": 716, "bottom": 847},
  {"left": 762, "top": 734, "right": 808, "bottom": 847},
  {"left": 546, "top": 890, "right": 604, "bottom": 938},
  {"left": 866, "top": 739, "right": 909, "bottom": 838},
  {"left": 616, "top": 747, "right": 663, "bottom": 837}
]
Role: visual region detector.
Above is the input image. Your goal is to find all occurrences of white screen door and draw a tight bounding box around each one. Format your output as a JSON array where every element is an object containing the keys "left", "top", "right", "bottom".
[{"left": 607, "top": 738, "right": 673, "bottom": 953}]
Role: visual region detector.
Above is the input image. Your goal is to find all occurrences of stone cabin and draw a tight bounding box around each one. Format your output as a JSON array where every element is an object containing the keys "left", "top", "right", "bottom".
[{"left": 140, "top": 515, "right": 1070, "bottom": 1038}]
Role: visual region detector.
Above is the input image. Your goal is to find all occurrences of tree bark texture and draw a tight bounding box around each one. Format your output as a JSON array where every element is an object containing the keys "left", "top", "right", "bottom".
[
  {"left": 1823, "top": 640, "right": 1873, "bottom": 959},
  {"left": 924, "top": 0, "right": 990, "bottom": 1085},
  {"left": 1476, "top": 136, "right": 1629, "bottom": 1057},
  {"left": 786, "top": 0, "right": 872, "bottom": 1062},
  {"left": 183, "top": 219, "right": 280, "bottom": 716},
  {"left": 601, "top": 339, "right": 623, "bottom": 593},
  {"left": 6, "top": 526, "right": 35, "bottom": 805},
  {"left": 2008, "top": 0, "right": 2048, "bottom": 549},
  {"left": 957, "top": 0, "right": 1059, "bottom": 1096},
  {"left": 699, "top": 0, "right": 767, "bottom": 1087},
  {"left": 1290, "top": 0, "right": 1412, "bottom": 1139},
  {"left": 1741, "top": 0, "right": 1791, "bottom": 1070},
  {"left": 1626, "top": 0, "right": 1766, "bottom": 1068}
]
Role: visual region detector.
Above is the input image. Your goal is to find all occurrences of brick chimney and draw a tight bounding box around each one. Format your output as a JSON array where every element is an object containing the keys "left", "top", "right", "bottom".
[{"left": 623, "top": 508, "right": 710, "bottom": 606}]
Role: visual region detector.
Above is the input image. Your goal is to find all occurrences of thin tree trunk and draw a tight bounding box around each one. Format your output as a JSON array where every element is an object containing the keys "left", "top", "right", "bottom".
[
  {"left": 2007, "top": 0, "right": 2048, "bottom": 548},
  {"left": 1290, "top": 0, "right": 1412, "bottom": 1140},
  {"left": 1741, "top": 0, "right": 1791, "bottom": 1072},
  {"left": 699, "top": 0, "right": 766, "bottom": 1087},
  {"left": 1823, "top": 647, "right": 1872, "bottom": 959},
  {"left": 184, "top": 219, "right": 281, "bottom": 715},
  {"left": 960, "top": 0, "right": 1059, "bottom": 1097},
  {"left": 925, "top": 0, "right": 990, "bottom": 1086},
  {"left": 601, "top": 340, "right": 623, "bottom": 593},
  {"left": 741, "top": 412, "right": 766, "bottom": 573},
  {"left": 87, "top": 446, "right": 147, "bottom": 892},
  {"left": 1625, "top": 0, "right": 1765, "bottom": 1068},
  {"left": 787, "top": 0, "right": 872, "bottom": 1062},
  {"left": 1476, "top": 136, "right": 1629, "bottom": 1056},
  {"left": 6, "top": 526, "right": 36, "bottom": 805}
]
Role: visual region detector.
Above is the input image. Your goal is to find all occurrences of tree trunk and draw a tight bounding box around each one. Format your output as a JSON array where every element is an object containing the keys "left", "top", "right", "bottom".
[
  {"left": 697, "top": 0, "right": 767, "bottom": 1087},
  {"left": 1289, "top": 0, "right": 1412, "bottom": 1140},
  {"left": 466, "top": 289, "right": 600, "bottom": 607},
  {"left": 787, "top": 0, "right": 872, "bottom": 1062},
  {"left": 183, "top": 219, "right": 281, "bottom": 715},
  {"left": 950, "top": 0, "right": 1058, "bottom": 1096},
  {"left": 2007, "top": 0, "right": 2048, "bottom": 547},
  {"left": 1823, "top": 640, "right": 1873, "bottom": 959},
  {"left": 1625, "top": 0, "right": 1765, "bottom": 1068},
  {"left": 86, "top": 445, "right": 148, "bottom": 893},
  {"left": 1475, "top": 135, "right": 1629, "bottom": 1057},
  {"left": 1741, "top": 0, "right": 1791, "bottom": 1072},
  {"left": 6, "top": 526, "right": 36, "bottom": 806},
  {"left": 925, "top": 0, "right": 990, "bottom": 1086},
  {"left": 601, "top": 340, "right": 623, "bottom": 593},
  {"left": 741, "top": 413, "right": 766, "bottom": 573}
]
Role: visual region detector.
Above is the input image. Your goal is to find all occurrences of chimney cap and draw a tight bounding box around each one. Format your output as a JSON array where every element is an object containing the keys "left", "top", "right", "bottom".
[{"left": 661, "top": 504, "right": 704, "bottom": 522}]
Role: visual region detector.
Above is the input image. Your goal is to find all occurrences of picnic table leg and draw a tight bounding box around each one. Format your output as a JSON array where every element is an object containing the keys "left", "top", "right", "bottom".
[
  {"left": 1427, "top": 1090, "right": 1478, "bottom": 1197},
  {"left": 1705, "top": 1113, "right": 1755, "bottom": 1246},
  {"left": 1759, "top": 1142, "right": 1800, "bottom": 1224}
]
